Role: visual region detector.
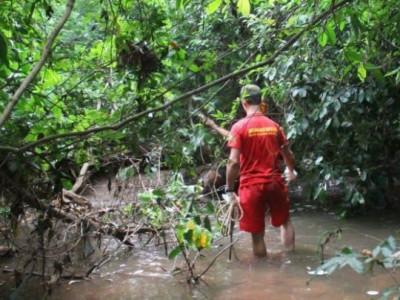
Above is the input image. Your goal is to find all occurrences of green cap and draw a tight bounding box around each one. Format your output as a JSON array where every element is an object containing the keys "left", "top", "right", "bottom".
[{"left": 240, "top": 84, "right": 262, "bottom": 102}]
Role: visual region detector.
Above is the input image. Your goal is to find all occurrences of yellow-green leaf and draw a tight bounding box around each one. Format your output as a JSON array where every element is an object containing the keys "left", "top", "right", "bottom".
[
  {"left": 43, "top": 69, "right": 61, "bottom": 89},
  {"left": 176, "top": 0, "right": 183, "bottom": 10},
  {"left": 237, "top": 0, "right": 251, "bottom": 16},
  {"left": 188, "top": 64, "right": 199, "bottom": 72},
  {"left": 318, "top": 32, "right": 328, "bottom": 47},
  {"left": 187, "top": 220, "right": 196, "bottom": 230},
  {"left": 207, "top": 0, "right": 222, "bottom": 14},
  {"left": 357, "top": 63, "right": 367, "bottom": 82},
  {"left": 265, "top": 19, "right": 276, "bottom": 25}
]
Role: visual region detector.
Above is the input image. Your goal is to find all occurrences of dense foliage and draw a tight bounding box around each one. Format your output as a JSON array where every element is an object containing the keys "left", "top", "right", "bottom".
[
  {"left": 0, "top": 0, "right": 399, "bottom": 289},
  {"left": 1, "top": 0, "right": 399, "bottom": 212}
]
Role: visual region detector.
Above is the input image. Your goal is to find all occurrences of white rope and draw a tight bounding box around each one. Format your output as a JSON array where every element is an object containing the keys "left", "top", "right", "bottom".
[{"left": 216, "top": 193, "right": 243, "bottom": 236}]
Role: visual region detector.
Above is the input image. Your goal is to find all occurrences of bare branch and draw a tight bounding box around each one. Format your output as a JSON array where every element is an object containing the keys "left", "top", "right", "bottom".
[{"left": 195, "top": 238, "right": 238, "bottom": 281}]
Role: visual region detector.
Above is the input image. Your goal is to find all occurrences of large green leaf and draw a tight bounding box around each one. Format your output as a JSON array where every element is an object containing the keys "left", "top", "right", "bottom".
[
  {"left": 344, "top": 49, "right": 363, "bottom": 62},
  {"left": 176, "top": 0, "right": 183, "bottom": 10},
  {"left": 357, "top": 63, "right": 367, "bottom": 82},
  {"left": 237, "top": 0, "right": 251, "bottom": 16},
  {"left": 207, "top": 0, "right": 223, "bottom": 14},
  {"left": 325, "top": 22, "right": 336, "bottom": 45},
  {"left": 318, "top": 32, "right": 328, "bottom": 47},
  {"left": 168, "top": 246, "right": 182, "bottom": 259}
]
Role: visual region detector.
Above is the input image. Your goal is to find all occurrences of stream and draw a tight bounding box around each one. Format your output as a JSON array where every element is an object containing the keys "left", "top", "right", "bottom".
[{"left": 2, "top": 204, "right": 398, "bottom": 299}]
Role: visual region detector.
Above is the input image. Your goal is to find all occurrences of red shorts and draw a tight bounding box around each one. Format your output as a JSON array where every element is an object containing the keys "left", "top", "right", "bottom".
[{"left": 238, "top": 181, "right": 289, "bottom": 233}]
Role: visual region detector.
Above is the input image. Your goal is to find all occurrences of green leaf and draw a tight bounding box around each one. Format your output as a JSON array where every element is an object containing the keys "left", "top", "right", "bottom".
[
  {"left": 183, "top": 229, "right": 193, "bottom": 242},
  {"left": 324, "top": 118, "right": 332, "bottom": 130},
  {"left": 351, "top": 190, "right": 365, "bottom": 205},
  {"left": 188, "top": 64, "right": 199, "bottom": 72},
  {"left": 194, "top": 215, "right": 201, "bottom": 225},
  {"left": 350, "top": 14, "right": 361, "bottom": 37},
  {"left": 138, "top": 192, "right": 153, "bottom": 203},
  {"left": 341, "top": 247, "right": 353, "bottom": 255},
  {"left": 325, "top": 23, "right": 336, "bottom": 45},
  {"left": 176, "top": 0, "right": 183, "bottom": 10},
  {"left": 61, "top": 178, "right": 73, "bottom": 190},
  {"left": 339, "top": 20, "right": 346, "bottom": 31},
  {"left": 264, "top": 67, "right": 277, "bottom": 81},
  {"left": 357, "top": 63, "right": 367, "bottom": 82},
  {"left": 206, "top": 201, "right": 215, "bottom": 213},
  {"left": 168, "top": 246, "right": 182, "bottom": 259},
  {"left": 42, "top": 68, "right": 61, "bottom": 88},
  {"left": 152, "top": 189, "right": 164, "bottom": 197},
  {"left": 318, "top": 32, "right": 328, "bottom": 47},
  {"left": 365, "top": 62, "right": 383, "bottom": 82},
  {"left": 315, "top": 247, "right": 364, "bottom": 276},
  {"left": 344, "top": 49, "right": 362, "bottom": 62},
  {"left": 207, "top": 0, "right": 222, "bottom": 14},
  {"left": 237, "top": 0, "right": 251, "bottom": 16},
  {"left": 203, "top": 215, "right": 212, "bottom": 232},
  {"left": 124, "top": 204, "right": 132, "bottom": 213},
  {"left": 348, "top": 258, "right": 364, "bottom": 274},
  {"left": 341, "top": 64, "right": 353, "bottom": 80},
  {"left": 385, "top": 67, "right": 400, "bottom": 77}
]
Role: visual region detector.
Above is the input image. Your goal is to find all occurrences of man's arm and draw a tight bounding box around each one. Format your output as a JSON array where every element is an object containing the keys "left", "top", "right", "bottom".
[
  {"left": 226, "top": 148, "right": 240, "bottom": 191},
  {"left": 200, "top": 115, "right": 230, "bottom": 137},
  {"left": 280, "top": 145, "right": 297, "bottom": 182}
]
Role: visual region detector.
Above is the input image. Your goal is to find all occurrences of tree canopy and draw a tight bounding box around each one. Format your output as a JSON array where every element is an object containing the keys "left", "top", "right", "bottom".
[{"left": 1, "top": 0, "right": 399, "bottom": 218}]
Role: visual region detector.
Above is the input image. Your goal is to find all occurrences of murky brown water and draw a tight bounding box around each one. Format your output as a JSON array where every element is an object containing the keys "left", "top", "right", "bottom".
[
  {"left": 36, "top": 208, "right": 400, "bottom": 299},
  {"left": 1, "top": 207, "right": 399, "bottom": 299}
]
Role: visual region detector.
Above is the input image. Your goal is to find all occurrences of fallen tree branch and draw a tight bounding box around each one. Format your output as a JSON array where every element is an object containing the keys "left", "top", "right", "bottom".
[
  {"left": 72, "top": 162, "right": 92, "bottom": 193},
  {"left": 62, "top": 189, "right": 93, "bottom": 208},
  {"left": 0, "top": 0, "right": 76, "bottom": 128},
  {"left": 0, "top": 0, "right": 354, "bottom": 153},
  {"left": 24, "top": 192, "right": 163, "bottom": 247},
  {"left": 45, "top": 205, "right": 133, "bottom": 247}
]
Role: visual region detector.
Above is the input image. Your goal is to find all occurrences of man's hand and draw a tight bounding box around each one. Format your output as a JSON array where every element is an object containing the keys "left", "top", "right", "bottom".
[
  {"left": 222, "top": 191, "right": 243, "bottom": 221},
  {"left": 200, "top": 114, "right": 216, "bottom": 128},
  {"left": 283, "top": 167, "right": 297, "bottom": 183},
  {"left": 223, "top": 191, "right": 239, "bottom": 205}
]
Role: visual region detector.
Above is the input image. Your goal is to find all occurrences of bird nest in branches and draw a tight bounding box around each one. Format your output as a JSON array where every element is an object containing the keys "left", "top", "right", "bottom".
[{"left": 117, "top": 41, "right": 162, "bottom": 79}]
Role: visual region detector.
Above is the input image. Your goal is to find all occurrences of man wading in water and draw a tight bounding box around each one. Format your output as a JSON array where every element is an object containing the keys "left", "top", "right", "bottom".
[{"left": 224, "top": 84, "right": 296, "bottom": 257}]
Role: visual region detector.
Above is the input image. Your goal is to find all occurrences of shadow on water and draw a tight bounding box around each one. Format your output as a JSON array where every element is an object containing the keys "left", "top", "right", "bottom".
[{"left": 1, "top": 208, "right": 399, "bottom": 299}]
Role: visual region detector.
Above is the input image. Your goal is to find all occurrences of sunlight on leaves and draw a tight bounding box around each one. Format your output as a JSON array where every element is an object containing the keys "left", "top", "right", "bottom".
[{"left": 237, "top": 0, "right": 251, "bottom": 16}]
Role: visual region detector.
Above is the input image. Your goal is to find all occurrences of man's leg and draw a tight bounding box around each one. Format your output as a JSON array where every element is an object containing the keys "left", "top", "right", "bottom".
[
  {"left": 251, "top": 232, "right": 267, "bottom": 257},
  {"left": 280, "top": 217, "right": 295, "bottom": 251}
]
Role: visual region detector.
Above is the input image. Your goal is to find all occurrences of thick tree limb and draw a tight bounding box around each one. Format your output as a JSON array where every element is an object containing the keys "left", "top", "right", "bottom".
[
  {"left": 0, "top": 0, "right": 76, "bottom": 128},
  {"left": 0, "top": 0, "right": 353, "bottom": 153},
  {"left": 62, "top": 189, "right": 93, "bottom": 208},
  {"left": 71, "top": 162, "right": 92, "bottom": 193}
]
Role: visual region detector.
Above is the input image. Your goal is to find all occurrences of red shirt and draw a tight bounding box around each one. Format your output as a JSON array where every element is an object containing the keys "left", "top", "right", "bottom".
[{"left": 227, "top": 113, "right": 288, "bottom": 187}]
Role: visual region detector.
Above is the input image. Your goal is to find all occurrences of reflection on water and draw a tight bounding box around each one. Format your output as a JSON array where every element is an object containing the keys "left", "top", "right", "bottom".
[{"left": 2, "top": 210, "right": 400, "bottom": 299}]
